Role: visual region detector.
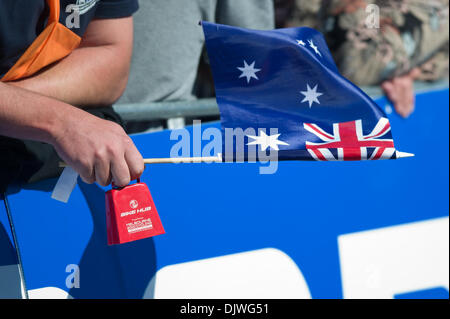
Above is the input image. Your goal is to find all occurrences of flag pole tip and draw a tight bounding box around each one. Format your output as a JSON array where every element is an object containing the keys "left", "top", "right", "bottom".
[{"left": 396, "top": 150, "right": 415, "bottom": 159}]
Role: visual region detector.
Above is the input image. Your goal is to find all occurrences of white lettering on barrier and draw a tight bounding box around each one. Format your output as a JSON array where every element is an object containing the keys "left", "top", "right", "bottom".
[
  {"left": 145, "top": 248, "right": 312, "bottom": 299},
  {"left": 338, "top": 217, "right": 449, "bottom": 298},
  {"left": 24, "top": 218, "right": 449, "bottom": 298}
]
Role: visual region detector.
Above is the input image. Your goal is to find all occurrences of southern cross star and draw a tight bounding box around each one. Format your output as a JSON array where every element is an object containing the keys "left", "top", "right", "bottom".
[
  {"left": 237, "top": 60, "right": 261, "bottom": 83},
  {"left": 247, "top": 131, "right": 289, "bottom": 151},
  {"left": 308, "top": 39, "right": 321, "bottom": 56},
  {"left": 300, "top": 84, "right": 323, "bottom": 108},
  {"left": 296, "top": 39, "right": 305, "bottom": 46}
]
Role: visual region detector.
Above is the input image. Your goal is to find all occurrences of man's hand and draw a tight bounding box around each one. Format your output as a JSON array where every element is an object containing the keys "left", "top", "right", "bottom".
[
  {"left": 0, "top": 82, "right": 143, "bottom": 187},
  {"left": 381, "top": 68, "right": 421, "bottom": 118},
  {"left": 52, "top": 111, "right": 144, "bottom": 187}
]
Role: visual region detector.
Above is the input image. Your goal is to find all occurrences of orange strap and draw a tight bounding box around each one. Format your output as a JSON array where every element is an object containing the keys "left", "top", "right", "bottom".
[{"left": 1, "top": 0, "right": 81, "bottom": 82}]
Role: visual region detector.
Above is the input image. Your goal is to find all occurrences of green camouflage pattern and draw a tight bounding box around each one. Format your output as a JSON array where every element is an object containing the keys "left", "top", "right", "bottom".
[{"left": 286, "top": 0, "right": 449, "bottom": 85}]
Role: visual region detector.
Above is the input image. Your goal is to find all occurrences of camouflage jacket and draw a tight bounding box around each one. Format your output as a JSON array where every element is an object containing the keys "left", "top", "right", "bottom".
[{"left": 285, "top": 0, "right": 449, "bottom": 85}]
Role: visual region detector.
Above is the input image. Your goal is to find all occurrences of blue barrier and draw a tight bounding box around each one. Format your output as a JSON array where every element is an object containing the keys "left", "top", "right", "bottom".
[{"left": 2, "top": 88, "right": 449, "bottom": 298}]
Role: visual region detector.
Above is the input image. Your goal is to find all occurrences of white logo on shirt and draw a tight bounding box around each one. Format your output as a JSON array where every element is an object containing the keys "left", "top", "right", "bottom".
[
  {"left": 73, "top": 0, "right": 99, "bottom": 15},
  {"left": 65, "top": 0, "right": 99, "bottom": 28}
]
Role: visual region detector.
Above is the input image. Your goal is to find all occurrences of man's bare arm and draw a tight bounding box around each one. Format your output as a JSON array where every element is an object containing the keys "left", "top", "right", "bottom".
[
  {"left": 0, "top": 82, "right": 67, "bottom": 143},
  {"left": 0, "top": 82, "right": 143, "bottom": 186},
  {"left": 10, "top": 17, "right": 133, "bottom": 107}
]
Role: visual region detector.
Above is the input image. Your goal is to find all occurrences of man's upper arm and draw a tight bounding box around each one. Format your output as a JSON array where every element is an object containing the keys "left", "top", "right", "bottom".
[
  {"left": 81, "top": 0, "right": 139, "bottom": 47},
  {"left": 80, "top": 16, "right": 133, "bottom": 49}
]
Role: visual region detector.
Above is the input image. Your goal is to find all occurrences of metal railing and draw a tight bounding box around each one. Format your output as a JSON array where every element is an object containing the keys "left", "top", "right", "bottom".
[
  {"left": 113, "top": 80, "right": 449, "bottom": 122},
  {"left": 113, "top": 98, "right": 219, "bottom": 122}
]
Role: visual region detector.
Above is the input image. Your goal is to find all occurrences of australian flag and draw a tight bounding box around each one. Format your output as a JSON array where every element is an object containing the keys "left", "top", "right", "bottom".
[{"left": 201, "top": 21, "right": 407, "bottom": 162}]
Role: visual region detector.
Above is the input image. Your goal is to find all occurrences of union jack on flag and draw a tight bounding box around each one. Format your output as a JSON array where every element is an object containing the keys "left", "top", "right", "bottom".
[{"left": 304, "top": 118, "right": 395, "bottom": 161}]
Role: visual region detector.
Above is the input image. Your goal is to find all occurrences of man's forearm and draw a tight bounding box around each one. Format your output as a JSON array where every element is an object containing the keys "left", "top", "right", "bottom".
[
  {"left": 0, "top": 82, "right": 85, "bottom": 143},
  {"left": 10, "top": 45, "right": 129, "bottom": 108},
  {"left": 0, "top": 80, "right": 144, "bottom": 187},
  {"left": 8, "top": 17, "right": 133, "bottom": 108}
]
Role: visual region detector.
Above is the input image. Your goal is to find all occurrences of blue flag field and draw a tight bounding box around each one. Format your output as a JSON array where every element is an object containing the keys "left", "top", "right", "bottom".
[{"left": 202, "top": 21, "right": 405, "bottom": 162}]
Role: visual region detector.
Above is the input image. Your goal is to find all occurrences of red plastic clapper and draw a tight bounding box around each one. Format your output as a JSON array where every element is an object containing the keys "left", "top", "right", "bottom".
[{"left": 105, "top": 179, "right": 165, "bottom": 245}]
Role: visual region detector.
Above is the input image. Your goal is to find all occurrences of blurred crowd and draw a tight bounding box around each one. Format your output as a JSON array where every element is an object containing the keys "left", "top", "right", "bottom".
[{"left": 275, "top": 0, "right": 449, "bottom": 117}]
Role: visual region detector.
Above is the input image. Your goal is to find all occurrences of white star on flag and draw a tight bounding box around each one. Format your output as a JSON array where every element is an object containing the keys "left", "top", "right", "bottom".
[
  {"left": 308, "top": 39, "right": 321, "bottom": 56},
  {"left": 300, "top": 84, "right": 323, "bottom": 108},
  {"left": 247, "top": 131, "right": 289, "bottom": 151},
  {"left": 237, "top": 60, "right": 261, "bottom": 83},
  {"left": 296, "top": 39, "right": 305, "bottom": 46}
]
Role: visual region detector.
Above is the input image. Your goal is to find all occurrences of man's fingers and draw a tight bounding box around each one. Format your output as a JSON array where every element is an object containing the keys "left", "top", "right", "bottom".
[
  {"left": 94, "top": 159, "right": 111, "bottom": 187},
  {"left": 395, "top": 80, "right": 407, "bottom": 117},
  {"left": 382, "top": 80, "right": 398, "bottom": 104},
  {"left": 110, "top": 156, "right": 131, "bottom": 187},
  {"left": 409, "top": 67, "right": 421, "bottom": 79},
  {"left": 125, "top": 144, "right": 145, "bottom": 181},
  {"left": 383, "top": 76, "right": 416, "bottom": 118},
  {"left": 404, "top": 78, "right": 415, "bottom": 117},
  {"left": 408, "top": 94, "right": 416, "bottom": 116},
  {"left": 381, "top": 81, "right": 393, "bottom": 92},
  {"left": 52, "top": 114, "right": 143, "bottom": 187},
  {"left": 79, "top": 166, "right": 95, "bottom": 184},
  {"left": 396, "top": 77, "right": 415, "bottom": 118}
]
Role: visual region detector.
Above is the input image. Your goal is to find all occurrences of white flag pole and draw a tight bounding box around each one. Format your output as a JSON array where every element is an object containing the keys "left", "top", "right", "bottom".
[
  {"left": 59, "top": 153, "right": 223, "bottom": 167},
  {"left": 395, "top": 151, "right": 415, "bottom": 158},
  {"left": 59, "top": 151, "right": 417, "bottom": 167}
]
